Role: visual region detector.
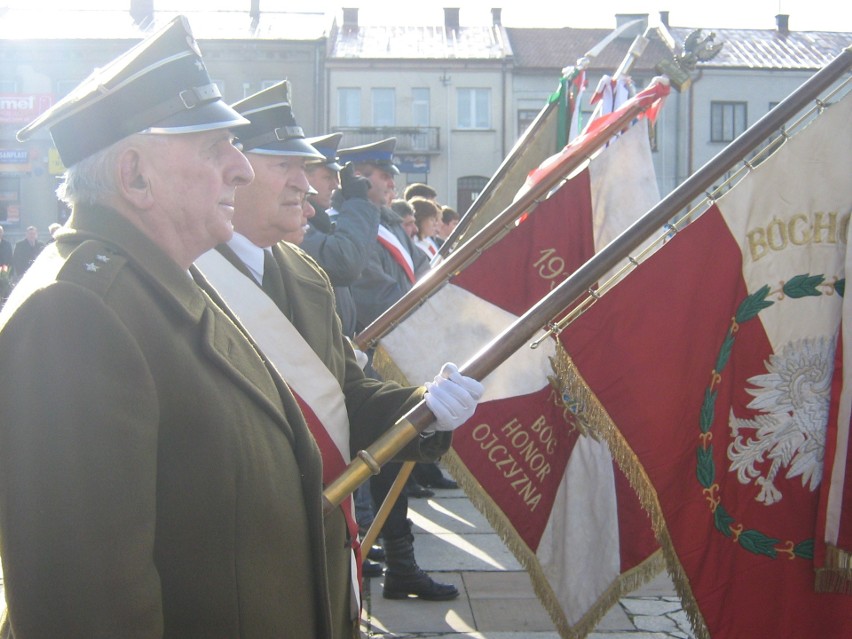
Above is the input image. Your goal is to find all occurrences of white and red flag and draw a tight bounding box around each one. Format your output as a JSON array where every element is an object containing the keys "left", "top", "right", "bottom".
[
  {"left": 554, "top": 90, "right": 852, "bottom": 637},
  {"left": 371, "top": 86, "right": 666, "bottom": 636}
]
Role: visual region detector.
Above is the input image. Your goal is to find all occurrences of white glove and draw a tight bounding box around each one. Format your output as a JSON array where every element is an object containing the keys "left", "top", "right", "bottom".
[
  {"left": 345, "top": 337, "right": 369, "bottom": 370},
  {"left": 423, "top": 363, "right": 484, "bottom": 433}
]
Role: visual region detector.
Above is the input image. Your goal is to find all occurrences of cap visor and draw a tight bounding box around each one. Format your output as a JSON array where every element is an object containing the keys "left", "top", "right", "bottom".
[
  {"left": 144, "top": 100, "right": 250, "bottom": 134},
  {"left": 247, "top": 138, "right": 325, "bottom": 159}
]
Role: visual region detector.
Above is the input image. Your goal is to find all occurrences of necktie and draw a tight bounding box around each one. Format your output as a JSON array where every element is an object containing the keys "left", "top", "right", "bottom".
[{"left": 261, "top": 250, "right": 285, "bottom": 298}]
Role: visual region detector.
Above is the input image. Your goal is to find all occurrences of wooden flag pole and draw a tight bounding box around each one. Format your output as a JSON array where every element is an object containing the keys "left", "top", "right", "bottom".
[
  {"left": 360, "top": 461, "right": 415, "bottom": 552},
  {"left": 325, "top": 47, "right": 851, "bottom": 516}
]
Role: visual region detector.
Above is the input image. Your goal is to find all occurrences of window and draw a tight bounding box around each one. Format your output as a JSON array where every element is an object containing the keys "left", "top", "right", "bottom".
[
  {"left": 457, "top": 175, "right": 489, "bottom": 214},
  {"left": 412, "top": 88, "right": 430, "bottom": 126},
  {"left": 0, "top": 80, "right": 17, "bottom": 92},
  {"left": 517, "top": 109, "right": 538, "bottom": 138},
  {"left": 372, "top": 88, "right": 395, "bottom": 126},
  {"left": 457, "top": 88, "right": 490, "bottom": 129},
  {"left": 338, "top": 88, "right": 361, "bottom": 127},
  {"left": 710, "top": 101, "right": 746, "bottom": 143},
  {"left": 411, "top": 88, "right": 430, "bottom": 150}
]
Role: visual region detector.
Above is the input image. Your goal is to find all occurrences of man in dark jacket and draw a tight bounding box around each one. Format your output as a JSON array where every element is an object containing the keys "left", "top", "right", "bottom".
[
  {"left": 11, "top": 225, "right": 44, "bottom": 282},
  {"left": 340, "top": 139, "right": 461, "bottom": 602},
  {"left": 301, "top": 132, "right": 378, "bottom": 339},
  {"left": 342, "top": 138, "right": 430, "bottom": 334}
]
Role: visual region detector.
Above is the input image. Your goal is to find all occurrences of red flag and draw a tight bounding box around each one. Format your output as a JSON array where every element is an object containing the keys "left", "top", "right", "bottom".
[
  {"left": 555, "top": 91, "right": 852, "bottom": 637},
  {"left": 373, "top": 118, "right": 664, "bottom": 635}
]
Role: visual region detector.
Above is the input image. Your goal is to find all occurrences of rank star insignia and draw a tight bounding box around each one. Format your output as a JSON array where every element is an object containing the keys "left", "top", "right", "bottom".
[
  {"left": 96, "top": 254, "right": 110, "bottom": 263},
  {"left": 85, "top": 263, "right": 100, "bottom": 272}
]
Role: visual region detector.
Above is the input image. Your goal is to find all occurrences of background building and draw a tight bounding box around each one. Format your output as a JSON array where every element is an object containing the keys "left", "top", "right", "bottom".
[{"left": 1, "top": 2, "right": 848, "bottom": 241}]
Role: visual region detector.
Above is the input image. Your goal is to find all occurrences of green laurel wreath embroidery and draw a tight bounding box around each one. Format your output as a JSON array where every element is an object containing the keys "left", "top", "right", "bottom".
[{"left": 697, "top": 273, "right": 844, "bottom": 560}]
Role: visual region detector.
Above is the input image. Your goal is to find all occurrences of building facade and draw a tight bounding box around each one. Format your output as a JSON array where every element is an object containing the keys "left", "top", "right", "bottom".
[{"left": 1, "top": 3, "right": 849, "bottom": 241}]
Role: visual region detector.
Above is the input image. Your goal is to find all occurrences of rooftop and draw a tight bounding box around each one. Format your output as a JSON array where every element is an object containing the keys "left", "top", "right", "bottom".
[
  {"left": 506, "top": 27, "right": 672, "bottom": 74},
  {"left": 665, "top": 25, "right": 850, "bottom": 70},
  {"left": 0, "top": 7, "right": 328, "bottom": 41}
]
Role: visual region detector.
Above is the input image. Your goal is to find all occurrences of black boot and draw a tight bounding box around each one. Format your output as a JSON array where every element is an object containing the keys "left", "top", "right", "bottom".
[
  {"left": 382, "top": 532, "right": 459, "bottom": 601},
  {"left": 362, "top": 558, "right": 384, "bottom": 578},
  {"left": 405, "top": 476, "right": 434, "bottom": 499},
  {"left": 367, "top": 544, "right": 385, "bottom": 562}
]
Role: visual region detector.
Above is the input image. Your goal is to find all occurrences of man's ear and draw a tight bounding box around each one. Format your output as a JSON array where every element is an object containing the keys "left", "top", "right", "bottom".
[{"left": 117, "top": 147, "right": 154, "bottom": 209}]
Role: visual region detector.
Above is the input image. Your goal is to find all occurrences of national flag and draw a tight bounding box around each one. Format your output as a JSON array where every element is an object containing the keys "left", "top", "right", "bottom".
[
  {"left": 372, "top": 107, "right": 665, "bottom": 636},
  {"left": 552, "top": 89, "right": 852, "bottom": 637}
]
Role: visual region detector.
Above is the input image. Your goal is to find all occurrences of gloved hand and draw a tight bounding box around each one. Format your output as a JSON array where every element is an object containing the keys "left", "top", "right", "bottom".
[
  {"left": 345, "top": 337, "right": 369, "bottom": 370},
  {"left": 340, "top": 162, "right": 371, "bottom": 201},
  {"left": 423, "top": 363, "right": 484, "bottom": 433}
]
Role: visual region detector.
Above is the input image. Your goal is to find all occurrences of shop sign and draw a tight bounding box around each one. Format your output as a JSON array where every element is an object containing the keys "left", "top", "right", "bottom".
[
  {"left": 0, "top": 94, "right": 54, "bottom": 124},
  {"left": 0, "top": 149, "right": 30, "bottom": 172}
]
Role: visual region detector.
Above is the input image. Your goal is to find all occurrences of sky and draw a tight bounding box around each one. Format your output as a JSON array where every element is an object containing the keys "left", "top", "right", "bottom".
[
  {"left": 2, "top": 1, "right": 850, "bottom": 33},
  {"left": 345, "top": 0, "right": 851, "bottom": 32}
]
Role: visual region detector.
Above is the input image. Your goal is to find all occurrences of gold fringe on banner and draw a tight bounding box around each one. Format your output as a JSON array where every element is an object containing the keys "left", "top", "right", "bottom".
[
  {"left": 548, "top": 341, "right": 712, "bottom": 639},
  {"left": 815, "top": 544, "right": 852, "bottom": 594}
]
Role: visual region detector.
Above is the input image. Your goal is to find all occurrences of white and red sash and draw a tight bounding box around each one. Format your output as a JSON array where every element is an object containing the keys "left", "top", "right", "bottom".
[
  {"left": 195, "top": 248, "right": 362, "bottom": 610},
  {"left": 377, "top": 224, "right": 415, "bottom": 284}
]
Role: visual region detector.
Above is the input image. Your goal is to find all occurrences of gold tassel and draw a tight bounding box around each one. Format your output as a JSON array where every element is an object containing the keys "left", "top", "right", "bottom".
[{"left": 815, "top": 544, "right": 852, "bottom": 594}]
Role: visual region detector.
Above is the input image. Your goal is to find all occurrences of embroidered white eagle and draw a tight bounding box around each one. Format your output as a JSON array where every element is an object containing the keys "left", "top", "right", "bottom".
[{"left": 727, "top": 336, "right": 834, "bottom": 505}]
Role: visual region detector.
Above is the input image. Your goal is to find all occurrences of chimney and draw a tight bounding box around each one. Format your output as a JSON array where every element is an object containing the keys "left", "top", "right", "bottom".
[
  {"left": 659, "top": 11, "right": 669, "bottom": 28},
  {"left": 615, "top": 13, "right": 648, "bottom": 37},
  {"left": 130, "top": 0, "right": 154, "bottom": 26},
  {"left": 776, "top": 14, "right": 790, "bottom": 35},
  {"left": 444, "top": 7, "right": 460, "bottom": 32},
  {"left": 342, "top": 7, "right": 359, "bottom": 31},
  {"left": 492, "top": 8, "right": 502, "bottom": 26}
]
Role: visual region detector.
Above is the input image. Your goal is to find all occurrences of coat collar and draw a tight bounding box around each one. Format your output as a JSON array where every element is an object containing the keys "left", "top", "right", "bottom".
[{"left": 60, "top": 204, "right": 208, "bottom": 324}]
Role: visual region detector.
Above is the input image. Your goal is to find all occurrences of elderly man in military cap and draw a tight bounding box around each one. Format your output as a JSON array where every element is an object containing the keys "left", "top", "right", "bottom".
[
  {"left": 0, "top": 17, "right": 345, "bottom": 638},
  {"left": 194, "top": 82, "right": 482, "bottom": 636}
]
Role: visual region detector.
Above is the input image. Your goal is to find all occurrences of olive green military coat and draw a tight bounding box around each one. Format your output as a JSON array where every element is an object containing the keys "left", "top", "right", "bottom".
[
  {"left": 0, "top": 205, "right": 334, "bottom": 638},
  {"left": 212, "top": 241, "right": 450, "bottom": 639}
]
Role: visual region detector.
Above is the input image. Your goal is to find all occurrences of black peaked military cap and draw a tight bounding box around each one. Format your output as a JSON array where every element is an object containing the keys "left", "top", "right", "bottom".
[
  {"left": 231, "top": 82, "right": 323, "bottom": 159},
  {"left": 16, "top": 16, "right": 248, "bottom": 168},
  {"left": 337, "top": 138, "right": 399, "bottom": 175},
  {"left": 305, "top": 132, "right": 344, "bottom": 171}
]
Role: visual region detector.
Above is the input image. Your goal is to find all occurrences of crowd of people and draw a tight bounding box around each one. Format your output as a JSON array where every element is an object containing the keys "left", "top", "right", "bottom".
[{"left": 0, "top": 16, "right": 483, "bottom": 639}]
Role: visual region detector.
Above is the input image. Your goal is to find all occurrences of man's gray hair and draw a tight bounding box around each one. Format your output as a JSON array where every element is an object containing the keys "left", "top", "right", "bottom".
[{"left": 56, "top": 134, "right": 153, "bottom": 207}]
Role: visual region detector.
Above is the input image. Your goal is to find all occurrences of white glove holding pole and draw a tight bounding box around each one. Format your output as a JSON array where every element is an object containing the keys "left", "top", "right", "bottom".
[{"left": 423, "top": 363, "right": 484, "bottom": 433}]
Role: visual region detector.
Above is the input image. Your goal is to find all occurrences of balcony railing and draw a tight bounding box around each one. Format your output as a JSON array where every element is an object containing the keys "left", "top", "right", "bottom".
[{"left": 330, "top": 126, "right": 441, "bottom": 154}]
